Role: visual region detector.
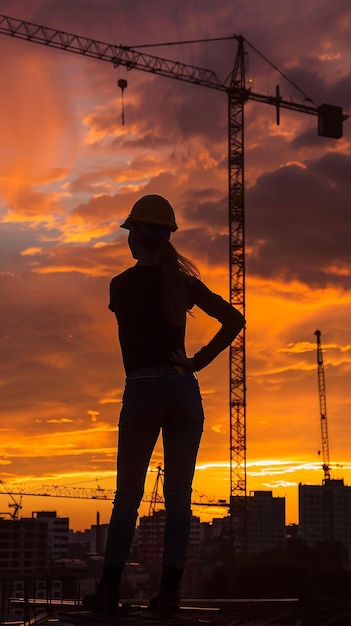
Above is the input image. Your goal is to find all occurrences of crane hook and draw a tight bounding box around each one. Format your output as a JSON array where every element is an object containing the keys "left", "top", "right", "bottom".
[{"left": 118, "top": 78, "right": 128, "bottom": 126}]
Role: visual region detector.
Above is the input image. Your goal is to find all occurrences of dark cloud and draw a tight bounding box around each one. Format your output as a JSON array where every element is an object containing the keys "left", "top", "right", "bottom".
[
  {"left": 176, "top": 228, "right": 228, "bottom": 268},
  {"left": 181, "top": 194, "right": 227, "bottom": 228},
  {"left": 246, "top": 153, "right": 351, "bottom": 287},
  {"left": 292, "top": 128, "right": 329, "bottom": 150},
  {"left": 116, "top": 79, "right": 226, "bottom": 146},
  {"left": 310, "top": 151, "right": 351, "bottom": 187},
  {"left": 275, "top": 63, "right": 351, "bottom": 110}
]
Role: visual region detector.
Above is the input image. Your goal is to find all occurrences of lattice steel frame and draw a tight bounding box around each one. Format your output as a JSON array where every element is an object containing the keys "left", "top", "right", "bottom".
[{"left": 227, "top": 37, "right": 247, "bottom": 553}]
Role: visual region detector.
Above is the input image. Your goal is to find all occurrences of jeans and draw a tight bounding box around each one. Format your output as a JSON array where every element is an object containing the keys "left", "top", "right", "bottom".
[{"left": 104, "top": 366, "right": 204, "bottom": 570}]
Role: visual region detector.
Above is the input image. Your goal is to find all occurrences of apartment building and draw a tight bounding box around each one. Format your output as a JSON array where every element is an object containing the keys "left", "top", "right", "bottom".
[{"left": 299, "top": 479, "right": 351, "bottom": 564}]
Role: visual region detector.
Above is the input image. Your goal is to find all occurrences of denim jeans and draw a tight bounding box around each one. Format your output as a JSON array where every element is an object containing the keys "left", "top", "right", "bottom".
[{"left": 104, "top": 366, "right": 204, "bottom": 570}]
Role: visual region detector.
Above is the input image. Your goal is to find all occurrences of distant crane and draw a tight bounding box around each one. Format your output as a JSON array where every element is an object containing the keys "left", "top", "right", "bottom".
[
  {"left": 315, "top": 330, "right": 331, "bottom": 481},
  {"left": 0, "top": 478, "right": 228, "bottom": 513},
  {"left": 0, "top": 13, "right": 347, "bottom": 552},
  {"left": 149, "top": 466, "right": 164, "bottom": 516},
  {"left": 0, "top": 481, "right": 22, "bottom": 520}
]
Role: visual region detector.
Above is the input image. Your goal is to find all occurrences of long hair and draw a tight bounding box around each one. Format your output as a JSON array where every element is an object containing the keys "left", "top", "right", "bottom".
[
  {"left": 157, "top": 238, "right": 200, "bottom": 326},
  {"left": 137, "top": 222, "right": 200, "bottom": 326}
]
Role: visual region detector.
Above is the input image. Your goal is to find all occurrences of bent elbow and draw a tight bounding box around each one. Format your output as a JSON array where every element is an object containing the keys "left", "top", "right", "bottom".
[{"left": 234, "top": 308, "right": 246, "bottom": 332}]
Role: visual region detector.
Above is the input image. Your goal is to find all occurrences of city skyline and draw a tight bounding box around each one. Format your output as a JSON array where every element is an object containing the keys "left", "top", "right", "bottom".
[{"left": 1, "top": 0, "right": 351, "bottom": 531}]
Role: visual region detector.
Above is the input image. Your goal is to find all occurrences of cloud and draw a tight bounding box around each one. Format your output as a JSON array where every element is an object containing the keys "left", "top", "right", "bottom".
[
  {"left": 246, "top": 153, "right": 351, "bottom": 288},
  {"left": 1, "top": 0, "right": 351, "bottom": 529}
]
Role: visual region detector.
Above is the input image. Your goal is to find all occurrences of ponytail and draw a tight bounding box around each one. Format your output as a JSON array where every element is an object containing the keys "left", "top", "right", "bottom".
[
  {"left": 156, "top": 238, "right": 200, "bottom": 326},
  {"left": 135, "top": 221, "right": 200, "bottom": 326}
]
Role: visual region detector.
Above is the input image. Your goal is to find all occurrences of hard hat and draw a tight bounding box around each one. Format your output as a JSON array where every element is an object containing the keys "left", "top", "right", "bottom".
[{"left": 121, "top": 194, "right": 178, "bottom": 232}]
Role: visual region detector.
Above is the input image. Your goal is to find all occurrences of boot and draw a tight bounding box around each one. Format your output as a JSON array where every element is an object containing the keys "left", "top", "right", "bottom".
[
  {"left": 82, "top": 565, "right": 122, "bottom": 613},
  {"left": 148, "top": 567, "right": 183, "bottom": 615}
]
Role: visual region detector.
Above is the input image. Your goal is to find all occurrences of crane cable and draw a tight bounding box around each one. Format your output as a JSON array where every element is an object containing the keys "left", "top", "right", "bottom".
[
  {"left": 243, "top": 37, "right": 319, "bottom": 107},
  {"left": 131, "top": 32, "right": 319, "bottom": 107},
  {"left": 129, "top": 35, "right": 237, "bottom": 48}
]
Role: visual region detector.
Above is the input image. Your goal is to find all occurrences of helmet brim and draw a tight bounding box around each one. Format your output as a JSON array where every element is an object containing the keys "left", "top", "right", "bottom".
[
  {"left": 120, "top": 215, "right": 178, "bottom": 232},
  {"left": 120, "top": 216, "right": 132, "bottom": 230}
]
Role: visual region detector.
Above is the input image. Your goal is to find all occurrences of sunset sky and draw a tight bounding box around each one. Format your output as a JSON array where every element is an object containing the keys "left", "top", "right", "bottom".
[{"left": 1, "top": 0, "right": 351, "bottom": 532}]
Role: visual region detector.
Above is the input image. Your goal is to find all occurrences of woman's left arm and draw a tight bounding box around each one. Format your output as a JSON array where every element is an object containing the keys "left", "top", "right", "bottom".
[{"left": 189, "top": 280, "right": 246, "bottom": 372}]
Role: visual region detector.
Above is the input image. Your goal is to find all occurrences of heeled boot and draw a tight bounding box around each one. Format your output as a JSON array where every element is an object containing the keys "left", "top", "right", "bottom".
[
  {"left": 148, "top": 566, "right": 183, "bottom": 615},
  {"left": 82, "top": 565, "right": 122, "bottom": 613}
]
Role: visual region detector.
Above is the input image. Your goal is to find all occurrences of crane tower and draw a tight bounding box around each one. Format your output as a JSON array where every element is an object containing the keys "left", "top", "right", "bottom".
[
  {"left": 314, "top": 330, "right": 331, "bottom": 481},
  {"left": 0, "top": 14, "right": 347, "bottom": 552}
]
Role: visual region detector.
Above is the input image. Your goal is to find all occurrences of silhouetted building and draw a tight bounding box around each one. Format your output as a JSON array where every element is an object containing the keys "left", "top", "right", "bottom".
[
  {"left": 70, "top": 521, "right": 139, "bottom": 559},
  {"left": 138, "top": 510, "right": 201, "bottom": 568},
  {"left": 299, "top": 479, "right": 351, "bottom": 564},
  {"left": 228, "top": 490, "right": 286, "bottom": 555},
  {"left": 247, "top": 490, "right": 286, "bottom": 554},
  {"left": 90, "top": 522, "right": 109, "bottom": 554},
  {"left": 0, "top": 517, "right": 49, "bottom": 576},
  {"left": 285, "top": 522, "right": 299, "bottom": 541},
  {"left": 30, "top": 511, "right": 69, "bottom": 561}
]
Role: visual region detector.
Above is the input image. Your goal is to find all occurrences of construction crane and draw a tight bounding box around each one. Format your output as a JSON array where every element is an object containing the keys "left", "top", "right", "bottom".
[
  {"left": 0, "top": 479, "right": 115, "bottom": 502},
  {"left": 148, "top": 466, "right": 165, "bottom": 516},
  {"left": 0, "top": 478, "right": 228, "bottom": 512},
  {"left": 0, "top": 14, "right": 347, "bottom": 552},
  {"left": 315, "top": 330, "right": 331, "bottom": 481},
  {"left": 0, "top": 481, "right": 23, "bottom": 520}
]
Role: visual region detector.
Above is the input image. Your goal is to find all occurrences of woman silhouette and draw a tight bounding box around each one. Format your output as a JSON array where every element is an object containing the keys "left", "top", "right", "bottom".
[{"left": 83, "top": 194, "right": 245, "bottom": 615}]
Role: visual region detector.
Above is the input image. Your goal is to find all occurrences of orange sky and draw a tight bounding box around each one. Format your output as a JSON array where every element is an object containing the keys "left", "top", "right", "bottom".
[{"left": 1, "top": 0, "right": 351, "bottom": 532}]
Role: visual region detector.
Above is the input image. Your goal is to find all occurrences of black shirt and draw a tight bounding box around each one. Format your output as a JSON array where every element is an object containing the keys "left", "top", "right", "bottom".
[{"left": 109, "top": 265, "right": 245, "bottom": 374}]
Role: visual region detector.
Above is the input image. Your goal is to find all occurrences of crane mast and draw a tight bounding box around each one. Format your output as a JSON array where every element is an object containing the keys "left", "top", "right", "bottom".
[
  {"left": 148, "top": 466, "right": 164, "bottom": 516},
  {"left": 227, "top": 37, "right": 247, "bottom": 552},
  {"left": 314, "top": 330, "right": 331, "bottom": 481},
  {"left": 0, "top": 13, "right": 347, "bottom": 553}
]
